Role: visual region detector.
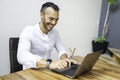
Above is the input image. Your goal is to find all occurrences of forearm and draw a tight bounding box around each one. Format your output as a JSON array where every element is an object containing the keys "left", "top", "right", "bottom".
[{"left": 36, "top": 54, "right": 68, "bottom": 69}]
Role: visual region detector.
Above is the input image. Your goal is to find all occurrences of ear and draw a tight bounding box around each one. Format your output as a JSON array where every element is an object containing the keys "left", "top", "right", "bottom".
[{"left": 40, "top": 12, "right": 44, "bottom": 17}]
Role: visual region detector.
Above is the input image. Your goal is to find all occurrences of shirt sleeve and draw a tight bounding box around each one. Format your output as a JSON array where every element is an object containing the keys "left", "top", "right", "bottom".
[
  {"left": 17, "top": 26, "right": 42, "bottom": 69},
  {"left": 54, "top": 30, "right": 68, "bottom": 58}
]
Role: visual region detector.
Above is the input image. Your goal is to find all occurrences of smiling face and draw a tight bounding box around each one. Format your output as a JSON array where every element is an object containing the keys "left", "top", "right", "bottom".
[{"left": 41, "top": 7, "right": 59, "bottom": 33}]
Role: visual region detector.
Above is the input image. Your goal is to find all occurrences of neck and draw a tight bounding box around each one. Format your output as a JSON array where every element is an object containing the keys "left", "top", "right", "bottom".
[{"left": 39, "top": 22, "right": 48, "bottom": 34}]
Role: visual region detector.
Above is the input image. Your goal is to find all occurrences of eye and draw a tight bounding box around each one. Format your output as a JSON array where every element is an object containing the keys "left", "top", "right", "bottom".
[
  {"left": 56, "top": 18, "right": 59, "bottom": 21},
  {"left": 49, "top": 17, "right": 54, "bottom": 21},
  {"left": 49, "top": 17, "right": 59, "bottom": 22}
]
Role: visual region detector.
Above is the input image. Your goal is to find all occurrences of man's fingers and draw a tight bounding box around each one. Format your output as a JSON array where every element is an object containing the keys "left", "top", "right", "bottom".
[
  {"left": 61, "top": 61, "right": 68, "bottom": 67},
  {"left": 56, "top": 60, "right": 68, "bottom": 69},
  {"left": 64, "top": 59, "right": 79, "bottom": 66},
  {"left": 50, "top": 59, "right": 79, "bottom": 70}
]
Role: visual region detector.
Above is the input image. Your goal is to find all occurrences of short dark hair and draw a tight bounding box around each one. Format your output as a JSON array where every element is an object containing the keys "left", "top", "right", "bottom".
[{"left": 40, "top": 2, "right": 60, "bottom": 12}]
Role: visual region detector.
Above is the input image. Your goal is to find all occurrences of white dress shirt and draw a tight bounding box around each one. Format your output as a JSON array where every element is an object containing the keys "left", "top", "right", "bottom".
[{"left": 17, "top": 24, "right": 68, "bottom": 69}]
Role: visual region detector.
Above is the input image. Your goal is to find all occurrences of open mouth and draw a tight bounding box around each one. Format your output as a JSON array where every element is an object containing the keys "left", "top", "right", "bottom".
[{"left": 47, "top": 24, "right": 54, "bottom": 30}]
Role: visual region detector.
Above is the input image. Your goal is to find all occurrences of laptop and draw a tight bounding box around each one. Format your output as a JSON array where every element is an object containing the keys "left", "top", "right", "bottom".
[{"left": 52, "top": 50, "right": 102, "bottom": 78}]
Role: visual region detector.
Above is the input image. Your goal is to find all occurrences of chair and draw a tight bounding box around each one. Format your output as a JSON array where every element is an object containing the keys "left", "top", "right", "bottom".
[{"left": 9, "top": 37, "right": 22, "bottom": 73}]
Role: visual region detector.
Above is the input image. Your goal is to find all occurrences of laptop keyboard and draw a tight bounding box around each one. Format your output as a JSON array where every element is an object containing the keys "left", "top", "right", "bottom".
[{"left": 53, "top": 64, "right": 80, "bottom": 76}]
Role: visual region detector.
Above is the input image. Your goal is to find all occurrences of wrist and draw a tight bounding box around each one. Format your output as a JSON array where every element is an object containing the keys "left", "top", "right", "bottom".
[
  {"left": 46, "top": 59, "right": 52, "bottom": 68},
  {"left": 60, "top": 53, "right": 68, "bottom": 60}
]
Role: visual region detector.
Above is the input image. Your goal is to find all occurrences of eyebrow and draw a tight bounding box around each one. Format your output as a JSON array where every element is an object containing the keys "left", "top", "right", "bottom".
[{"left": 49, "top": 17, "right": 59, "bottom": 20}]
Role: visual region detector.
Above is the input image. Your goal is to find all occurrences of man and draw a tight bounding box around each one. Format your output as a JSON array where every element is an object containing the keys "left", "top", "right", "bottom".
[{"left": 17, "top": 2, "right": 77, "bottom": 70}]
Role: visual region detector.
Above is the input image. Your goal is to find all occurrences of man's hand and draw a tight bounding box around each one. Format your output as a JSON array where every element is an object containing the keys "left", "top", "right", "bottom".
[
  {"left": 36, "top": 58, "right": 46, "bottom": 68},
  {"left": 63, "top": 58, "right": 78, "bottom": 66},
  {"left": 49, "top": 60, "right": 67, "bottom": 69},
  {"left": 49, "top": 58, "right": 78, "bottom": 69}
]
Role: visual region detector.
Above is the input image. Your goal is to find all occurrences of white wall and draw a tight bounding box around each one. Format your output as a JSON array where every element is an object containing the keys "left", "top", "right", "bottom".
[{"left": 0, "top": 0, "right": 102, "bottom": 75}]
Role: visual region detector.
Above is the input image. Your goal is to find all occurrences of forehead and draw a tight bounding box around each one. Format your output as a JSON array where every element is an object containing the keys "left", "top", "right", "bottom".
[{"left": 44, "top": 7, "right": 59, "bottom": 18}]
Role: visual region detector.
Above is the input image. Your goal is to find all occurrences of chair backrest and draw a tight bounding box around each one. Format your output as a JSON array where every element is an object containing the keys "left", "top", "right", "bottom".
[{"left": 9, "top": 37, "right": 22, "bottom": 73}]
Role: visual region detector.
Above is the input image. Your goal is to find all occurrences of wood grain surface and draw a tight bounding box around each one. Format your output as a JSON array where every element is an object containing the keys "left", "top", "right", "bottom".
[{"left": 0, "top": 56, "right": 120, "bottom": 80}]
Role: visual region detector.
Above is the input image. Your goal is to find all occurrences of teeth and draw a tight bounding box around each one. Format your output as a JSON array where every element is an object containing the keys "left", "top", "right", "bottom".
[{"left": 49, "top": 25, "right": 53, "bottom": 27}]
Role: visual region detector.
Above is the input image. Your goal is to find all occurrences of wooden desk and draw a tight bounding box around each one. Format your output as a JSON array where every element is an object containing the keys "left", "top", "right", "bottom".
[
  {"left": 108, "top": 48, "right": 120, "bottom": 65},
  {"left": 1, "top": 56, "right": 120, "bottom": 80}
]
